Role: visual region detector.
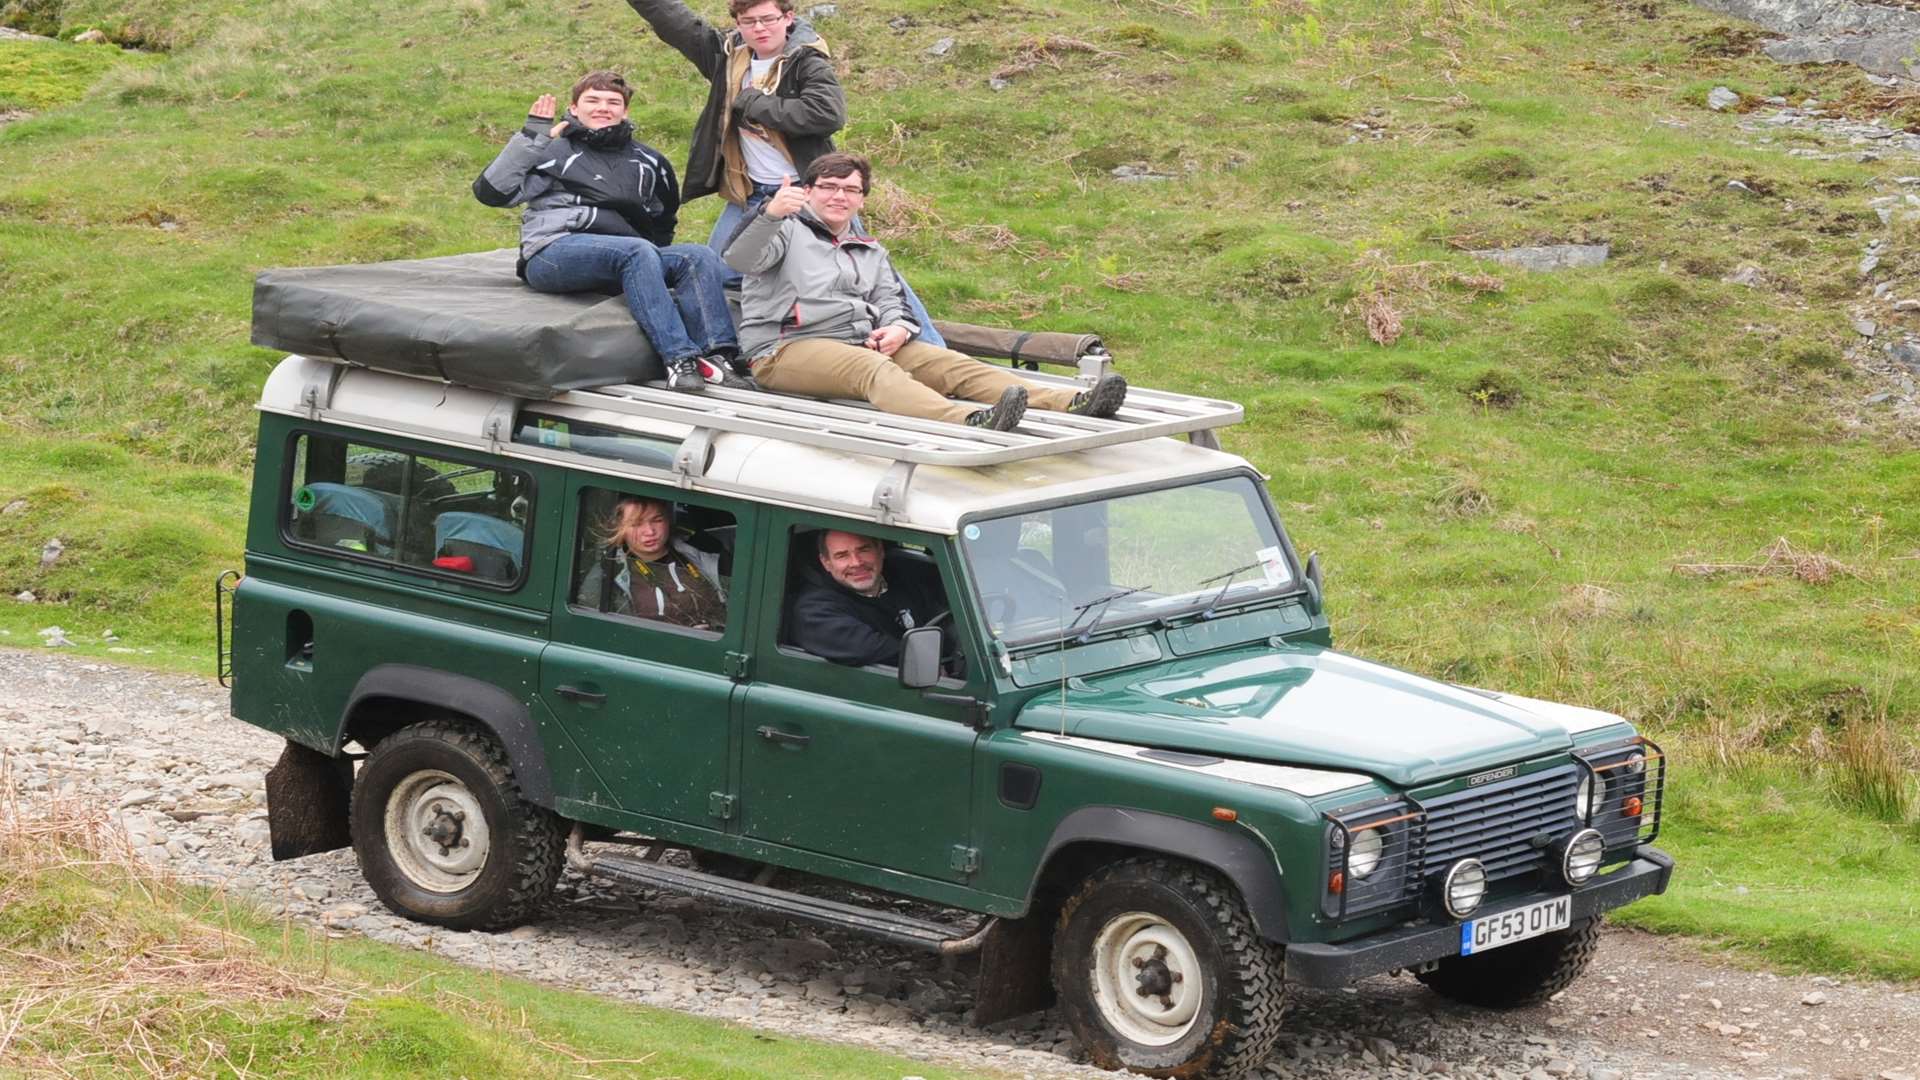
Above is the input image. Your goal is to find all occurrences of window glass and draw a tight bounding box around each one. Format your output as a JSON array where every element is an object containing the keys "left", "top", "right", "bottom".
[
  {"left": 961, "top": 476, "right": 1288, "bottom": 645},
  {"left": 780, "top": 525, "right": 956, "bottom": 674},
  {"left": 570, "top": 487, "right": 734, "bottom": 635},
  {"left": 285, "top": 434, "right": 531, "bottom": 585}
]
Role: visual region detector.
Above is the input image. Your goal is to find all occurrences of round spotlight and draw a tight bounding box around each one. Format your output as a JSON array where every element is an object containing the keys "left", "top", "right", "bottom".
[
  {"left": 1624, "top": 752, "right": 1647, "bottom": 775},
  {"left": 1348, "top": 827, "right": 1383, "bottom": 879},
  {"left": 1560, "top": 828, "right": 1606, "bottom": 886},
  {"left": 1441, "top": 858, "right": 1487, "bottom": 919},
  {"left": 1576, "top": 771, "right": 1607, "bottom": 822}
]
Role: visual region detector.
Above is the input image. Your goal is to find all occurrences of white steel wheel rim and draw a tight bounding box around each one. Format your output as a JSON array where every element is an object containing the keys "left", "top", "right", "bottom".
[
  {"left": 384, "top": 768, "right": 491, "bottom": 893},
  {"left": 1089, "top": 910, "right": 1206, "bottom": 1047}
]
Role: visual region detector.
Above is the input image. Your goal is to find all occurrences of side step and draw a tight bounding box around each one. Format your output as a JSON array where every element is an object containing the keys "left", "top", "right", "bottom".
[{"left": 567, "top": 830, "right": 993, "bottom": 955}]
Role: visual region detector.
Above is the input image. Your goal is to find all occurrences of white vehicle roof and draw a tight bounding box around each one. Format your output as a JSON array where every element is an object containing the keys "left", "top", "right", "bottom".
[{"left": 259, "top": 355, "right": 1256, "bottom": 533}]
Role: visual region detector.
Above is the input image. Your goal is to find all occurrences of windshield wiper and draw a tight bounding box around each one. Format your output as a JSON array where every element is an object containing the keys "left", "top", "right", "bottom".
[
  {"left": 1194, "top": 561, "right": 1264, "bottom": 620},
  {"left": 1062, "top": 584, "right": 1149, "bottom": 645}
]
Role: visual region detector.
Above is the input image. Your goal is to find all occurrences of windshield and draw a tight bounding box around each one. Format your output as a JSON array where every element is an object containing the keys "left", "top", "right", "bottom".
[{"left": 960, "top": 475, "right": 1293, "bottom": 647}]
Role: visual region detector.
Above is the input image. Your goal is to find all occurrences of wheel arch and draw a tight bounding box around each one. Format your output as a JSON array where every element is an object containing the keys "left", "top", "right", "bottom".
[
  {"left": 337, "top": 665, "right": 554, "bottom": 806},
  {"left": 1028, "top": 807, "right": 1292, "bottom": 942}
]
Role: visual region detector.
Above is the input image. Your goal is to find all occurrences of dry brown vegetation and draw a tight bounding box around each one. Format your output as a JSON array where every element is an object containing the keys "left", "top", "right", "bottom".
[{"left": 1672, "top": 537, "right": 1864, "bottom": 585}]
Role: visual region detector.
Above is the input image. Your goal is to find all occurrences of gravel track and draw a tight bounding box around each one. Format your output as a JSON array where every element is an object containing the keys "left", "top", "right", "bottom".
[{"left": 2, "top": 648, "right": 1916, "bottom": 1080}]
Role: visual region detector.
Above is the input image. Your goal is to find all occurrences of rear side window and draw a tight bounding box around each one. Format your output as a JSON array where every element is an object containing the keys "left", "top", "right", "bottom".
[{"left": 284, "top": 433, "right": 533, "bottom": 587}]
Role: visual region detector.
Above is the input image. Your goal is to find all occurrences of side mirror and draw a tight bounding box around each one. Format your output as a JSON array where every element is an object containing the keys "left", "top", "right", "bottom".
[
  {"left": 1304, "top": 551, "right": 1323, "bottom": 616},
  {"left": 899, "top": 626, "right": 944, "bottom": 689}
]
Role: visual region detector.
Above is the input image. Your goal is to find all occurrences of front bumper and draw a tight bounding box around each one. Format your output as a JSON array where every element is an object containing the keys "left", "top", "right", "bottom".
[{"left": 1283, "top": 845, "right": 1674, "bottom": 987}]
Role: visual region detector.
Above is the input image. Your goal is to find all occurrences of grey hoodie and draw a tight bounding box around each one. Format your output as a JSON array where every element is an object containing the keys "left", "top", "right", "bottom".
[{"left": 723, "top": 206, "right": 920, "bottom": 360}]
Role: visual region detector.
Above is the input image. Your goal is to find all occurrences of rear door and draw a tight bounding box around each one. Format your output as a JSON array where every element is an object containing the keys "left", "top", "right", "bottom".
[
  {"left": 538, "top": 476, "right": 757, "bottom": 829},
  {"left": 737, "top": 515, "right": 982, "bottom": 882}
]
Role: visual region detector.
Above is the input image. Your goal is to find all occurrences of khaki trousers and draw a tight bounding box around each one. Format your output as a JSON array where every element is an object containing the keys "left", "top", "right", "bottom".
[{"left": 752, "top": 339, "right": 1078, "bottom": 424}]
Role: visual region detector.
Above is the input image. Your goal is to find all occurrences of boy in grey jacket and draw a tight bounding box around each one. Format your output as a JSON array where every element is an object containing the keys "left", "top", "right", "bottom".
[
  {"left": 724, "top": 153, "right": 1127, "bottom": 429},
  {"left": 474, "top": 70, "right": 739, "bottom": 392}
]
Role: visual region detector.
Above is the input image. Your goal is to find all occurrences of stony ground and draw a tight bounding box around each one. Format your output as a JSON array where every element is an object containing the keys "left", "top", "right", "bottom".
[{"left": 3, "top": 647, "right": 1917, "bottom": 1080}]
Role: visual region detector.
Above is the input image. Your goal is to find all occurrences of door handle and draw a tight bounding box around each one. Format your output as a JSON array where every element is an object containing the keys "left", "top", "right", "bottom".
[
  {"left": 555, "top": 684, "right": 608, "bottom": 705},
  {"left": 756, "top": 725, "right": 811, "bottom": 747}
]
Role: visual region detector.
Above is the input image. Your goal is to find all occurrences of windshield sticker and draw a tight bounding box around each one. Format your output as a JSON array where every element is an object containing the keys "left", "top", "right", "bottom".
[
  {"left": 964, "top": 524, "right": 981, "bottom": 540},
  {"left": 1255, "top": 545, "right": 1287, "bottom": 586}
]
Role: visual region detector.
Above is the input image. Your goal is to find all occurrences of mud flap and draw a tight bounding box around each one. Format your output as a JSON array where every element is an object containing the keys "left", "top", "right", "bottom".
[
  {"left": 265, "top": 740, "right": 354, "bottom": 860},
  {"left": 972, "top": 915, "right": 1056, "bottom": 1026}
]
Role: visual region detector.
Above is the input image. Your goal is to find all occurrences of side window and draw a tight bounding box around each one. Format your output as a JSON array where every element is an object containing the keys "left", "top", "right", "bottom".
[
  {"left": 780, "top": 525, "right": 957, "bottom": 675},
  {"left": 569, "top": 486, "right": 734, "bottom": 636},
  {"left": 285, "top": 434, "right": 531, "bottom": 586}
]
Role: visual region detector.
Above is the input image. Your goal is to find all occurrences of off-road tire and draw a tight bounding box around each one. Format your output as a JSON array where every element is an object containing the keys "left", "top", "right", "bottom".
[
  {"left": 1052, "top": 857, "right": 1285, "bottom": 1079},
  {"left": 350, "top": 719, "right": 564, "bottom": 931},
  {"left": 1415, "top": 915, "right": 1602, "bottom": 1008}
]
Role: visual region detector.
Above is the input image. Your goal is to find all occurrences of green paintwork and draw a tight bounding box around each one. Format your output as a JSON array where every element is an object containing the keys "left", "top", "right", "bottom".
[
  {"left": 229, "top": 410, "right": 1665, "bottom": 961},
  {"left": 1013, "top": 643, "right": 1577, "bottom": 788}
]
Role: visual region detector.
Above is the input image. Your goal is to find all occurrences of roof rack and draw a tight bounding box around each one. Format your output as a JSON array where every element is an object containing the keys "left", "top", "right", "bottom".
[{"left": 556, "top": 366, "right": 1241, "bottom": 469}]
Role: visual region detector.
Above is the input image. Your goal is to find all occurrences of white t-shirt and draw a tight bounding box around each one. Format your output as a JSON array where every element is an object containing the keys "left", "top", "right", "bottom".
[{"left": 739, "top": 56, "right": 797, "bottom": 185}]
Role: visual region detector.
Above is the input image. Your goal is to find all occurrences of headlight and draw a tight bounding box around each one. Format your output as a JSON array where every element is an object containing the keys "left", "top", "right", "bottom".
[
  {"left": 1576, "top": 771, "right": 1607, "bottom": 821},
  {"left": 1561, "top": 828, "right": 1606, "bottom": 885},
  {"left": 1347, "top": 827, "right": 1383, "bottom": 878},
  {"left": 1441, "top": 859, "right": 1487, "bottom": 918}
]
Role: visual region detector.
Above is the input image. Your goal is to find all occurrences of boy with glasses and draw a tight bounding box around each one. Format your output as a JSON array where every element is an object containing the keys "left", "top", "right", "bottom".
[
  {"left": 624, "top": 0, "right": 948, "bottom": 350},
  {"left": 725, "top": 154, "right": 1127, "bottom": 430}
]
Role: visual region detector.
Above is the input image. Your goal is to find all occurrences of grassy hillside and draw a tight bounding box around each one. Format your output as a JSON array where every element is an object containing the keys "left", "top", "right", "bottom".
[{"left": 1, "top": 0, "right": 1916, "bottom": 978}]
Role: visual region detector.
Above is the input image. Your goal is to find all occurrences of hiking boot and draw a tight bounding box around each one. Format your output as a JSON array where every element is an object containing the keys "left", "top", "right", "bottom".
[
  {"left": 1065, "top": 372, "right": 1128, "bottom": 418},
  {"left": 965, "top": 386, "right": 1028, "bottom": 431},
  {"left": 663, "top": 356, "right": 706, "bottom": 393},
  {"left": 696, "top": 355, "right": 758, "bottom": 390}
]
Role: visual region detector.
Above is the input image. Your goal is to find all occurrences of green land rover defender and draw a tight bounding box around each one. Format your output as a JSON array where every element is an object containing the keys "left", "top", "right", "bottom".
[{"left": 226, "top": 351, "right": 1672, "bottom": 1080}]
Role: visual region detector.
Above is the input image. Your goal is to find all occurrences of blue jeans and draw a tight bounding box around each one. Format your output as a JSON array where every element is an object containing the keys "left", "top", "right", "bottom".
[
  {"left": 709, "top": 185, "right": 947, "bottom": 349},
  {"left": 525, "top": 234, "right": 737, "bottom": 363}
]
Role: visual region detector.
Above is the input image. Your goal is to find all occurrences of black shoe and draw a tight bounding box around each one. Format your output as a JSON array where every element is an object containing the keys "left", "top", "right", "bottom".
[
  {"left": 697, "top": 355, "right": 758, "bottom": 390},
  {"left": 1066, "top": 372, "right": 1128, "bottom": 418},
  {"left": 664, "top": 356, "right": 705, "bottom": 393},
  {"left": 965, "top": 386, "right": 1028, "bottom": 431}
]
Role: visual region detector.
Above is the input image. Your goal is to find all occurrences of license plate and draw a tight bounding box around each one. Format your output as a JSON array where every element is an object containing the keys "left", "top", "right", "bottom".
[{"left": 1459, "top": 896, "right": 1571, "bottom": 956}]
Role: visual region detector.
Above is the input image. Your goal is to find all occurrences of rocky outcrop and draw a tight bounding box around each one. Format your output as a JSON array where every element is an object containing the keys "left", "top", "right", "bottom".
[{"left": 1694, "top": 0, "right": 1920, "bottom": 79}]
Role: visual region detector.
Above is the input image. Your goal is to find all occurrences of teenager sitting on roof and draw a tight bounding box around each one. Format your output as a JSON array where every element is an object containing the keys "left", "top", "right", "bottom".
[
  {"left": 474, "top": 70, "right": 740, "bottom": 393},
  {"left": 723, "top": 153, "right": 1128, "bottom": 430}
]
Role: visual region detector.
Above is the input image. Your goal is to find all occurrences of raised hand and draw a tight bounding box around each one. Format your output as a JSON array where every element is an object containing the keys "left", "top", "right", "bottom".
[
  {"left": 528, "top": 93, "right": 568, "bottom": 137},
  {"left": 763, "top": 175, "right": 809, "bottom": 219}
]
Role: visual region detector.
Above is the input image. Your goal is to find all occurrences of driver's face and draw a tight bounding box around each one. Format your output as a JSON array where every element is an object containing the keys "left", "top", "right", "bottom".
[{"left": 820, "top": 531, "right": 883, "bottom": 595}]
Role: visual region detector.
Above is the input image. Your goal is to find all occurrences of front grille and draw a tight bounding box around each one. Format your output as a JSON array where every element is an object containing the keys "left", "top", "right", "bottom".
[
  {"left": 1320, "top": 739, "right": 1669, "bottom": 922},
  {"left": 1418, "top": 764, "right": 1581, "bottom": 882}
]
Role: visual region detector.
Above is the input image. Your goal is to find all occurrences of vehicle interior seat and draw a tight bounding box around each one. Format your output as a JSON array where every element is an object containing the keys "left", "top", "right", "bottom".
[
  {"left": 433, "top": 511, "right": 524, "bottom": 581},
  {"left": 293, "top": 482, "right": 395, "bottom": 556}
]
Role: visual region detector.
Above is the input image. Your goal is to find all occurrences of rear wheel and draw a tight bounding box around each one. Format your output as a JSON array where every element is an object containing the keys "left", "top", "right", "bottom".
[
  {"left": 350, "top": 719, "right": 563, "bottom": 931},
  {"left": 1052, "top": 858, "right": 1285, "bottom": 1079},
  {"left": 1415, "top": 916, "right": 1601, "bottom": 1008}
]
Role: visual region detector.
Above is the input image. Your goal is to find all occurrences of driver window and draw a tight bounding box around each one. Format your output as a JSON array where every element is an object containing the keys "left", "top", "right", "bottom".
[
  {"left": 570, "top": 486, "right": 734, "bottom": 635},
  {"left": 779, "top": 526, "right": 960, "bottom": 677}
]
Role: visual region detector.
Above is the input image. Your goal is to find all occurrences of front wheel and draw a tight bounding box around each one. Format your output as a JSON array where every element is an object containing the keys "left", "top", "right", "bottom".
[
  {"left": 1052, "top": 858, "right": 1285, "bottom": 1078},
  {"left": 350, "top": 719, "right": 564, "bottom": 931},
  {"left": 1415, "top": 916, "right": 1601, "bottom": 1008}
]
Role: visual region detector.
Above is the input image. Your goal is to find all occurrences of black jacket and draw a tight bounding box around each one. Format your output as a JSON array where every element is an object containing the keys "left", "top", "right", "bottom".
[
  {"left": 624, "top": 0, "right": 845, "bottom": 203},
  {"left": 789, "top": 552, "right": 947, "bottom": 668},
  {"left": 473, "top": 115, "right": 681, "bottom": 267}
]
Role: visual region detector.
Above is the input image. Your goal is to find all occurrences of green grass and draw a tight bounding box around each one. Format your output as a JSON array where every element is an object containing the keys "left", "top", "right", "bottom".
[
  {"left": 0, "top": 805, "right": 1004, "bottom": 1078},
  {"left": 1, "top": 0, "right": 1916, "bottom": 982}
]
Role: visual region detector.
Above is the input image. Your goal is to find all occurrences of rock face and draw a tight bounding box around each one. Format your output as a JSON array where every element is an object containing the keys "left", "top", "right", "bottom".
[
  {"left": 1692, "top": 0, "right": 1920, "bottom": 80},
  {"left": 1467, "top": 244, "right": 1611, "bottom": 271}
]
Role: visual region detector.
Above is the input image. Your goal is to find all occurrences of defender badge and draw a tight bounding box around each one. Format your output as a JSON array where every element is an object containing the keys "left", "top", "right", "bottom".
[{"left": 1468, "top": 766, "right": 1517, "bottom": 786}]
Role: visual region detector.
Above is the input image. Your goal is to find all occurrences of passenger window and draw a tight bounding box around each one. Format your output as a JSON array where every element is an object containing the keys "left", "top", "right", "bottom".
[
  {"left": 570, "top": 487, "right": 734, "bottom": 635},
  {"left": 285, "top": 434, "right": 530, "bottom": 585},
  {"left": 780, "top": 526, "right": 958, "bottom": 675}
]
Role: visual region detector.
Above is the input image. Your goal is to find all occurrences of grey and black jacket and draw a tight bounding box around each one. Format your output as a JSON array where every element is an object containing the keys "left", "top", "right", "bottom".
[
  {"left": 624, "top": 0, "right": 845, "bottom": 203},
  {"left": 724, "top": 205, "right": 920, "bottom": 360},
  {"left": 473, "top": 115, "right": 680, "bottom": 274}
]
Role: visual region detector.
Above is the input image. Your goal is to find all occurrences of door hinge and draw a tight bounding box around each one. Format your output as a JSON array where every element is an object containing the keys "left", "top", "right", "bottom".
[
  {"left": 723, "top": 651, "right": 751, "bottom": 680},
  {"left": 949, "top": 845, "right": 980, "bottom": 875},
  {"left": 708, "top": 792, "right": 737, "bottom": 821}
]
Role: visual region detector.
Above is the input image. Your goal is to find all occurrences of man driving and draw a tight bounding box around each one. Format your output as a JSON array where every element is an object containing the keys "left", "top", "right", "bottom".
[{"left": 789, "top": 529, "right": 947, "bottom": 668}]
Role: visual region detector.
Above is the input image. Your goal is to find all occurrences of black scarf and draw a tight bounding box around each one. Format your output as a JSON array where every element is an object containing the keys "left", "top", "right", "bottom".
[{"left": 565, "top": 113, "right": 635, "bottom": 149}]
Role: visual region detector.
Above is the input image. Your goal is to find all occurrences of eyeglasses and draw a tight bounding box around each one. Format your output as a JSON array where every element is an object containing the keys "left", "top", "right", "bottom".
[
  {"left": 811, "top": 182, "right": 866, "bottom": 197},
  {"left": 736, "top": 14, "right": 787, "bottom": 28}
]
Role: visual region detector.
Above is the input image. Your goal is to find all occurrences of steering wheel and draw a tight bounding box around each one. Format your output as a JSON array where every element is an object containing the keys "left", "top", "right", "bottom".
[{"left": 921, "top": 609, "right": 951, "bottom": 632}]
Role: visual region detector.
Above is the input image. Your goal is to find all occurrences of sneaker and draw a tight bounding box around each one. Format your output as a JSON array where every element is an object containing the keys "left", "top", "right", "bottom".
[
  {"left": 663, "top": 356, "right": 705, "bottom": 393},
  {"left": 696, "top": 355, "right": 758, "bottom": 390},
  {"left": 1065, "top": 372, "right": 1128, "bottom": 418},
  {"left": 965, "top": 386, "right": 1028, "bottom": 431}
]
